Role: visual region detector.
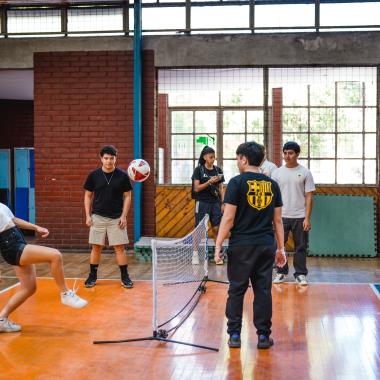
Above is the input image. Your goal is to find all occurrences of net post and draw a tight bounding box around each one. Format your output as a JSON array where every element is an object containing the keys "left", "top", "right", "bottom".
[
  {"left": 151, "top": 238, "right": 158, "bottom": 333},
  {"left": 204, "top": 214, "right": 210, "bottom": 277}
]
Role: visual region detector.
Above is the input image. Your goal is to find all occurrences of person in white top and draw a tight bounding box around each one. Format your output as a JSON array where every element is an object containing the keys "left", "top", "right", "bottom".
[
  {"left": 0, "top": 203, "right": 87, "bottom": 333},
  {"left": 271, "top": 142, "right": 316, "bottom": 286},
  {"left": 260, "top": 148, "right": 277, "bottom": 178},
  {"left": 260, "top": 159, "right": 277, "bottom": 178}
]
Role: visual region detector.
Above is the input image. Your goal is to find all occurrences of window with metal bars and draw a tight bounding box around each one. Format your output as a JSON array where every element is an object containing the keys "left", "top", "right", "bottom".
[
  {"left": 160, "top": 66, "right": 377, "bottom": 185},
  {"left": 269, "top": 67, "right": 377, "bottom": 185},
  {"left": 68, "top": 7, "right": 124, "bottom": 34},
  {"left": 158, "top": 68, "right": 265, "bottom": 184},
  {"left": 7, "top": 9, "right": 61, "bottom": 35},
  {"left": 2, "top": 1, "right": 380, "bottom": 36},
  {"left": 169, "top": 107, "right": 265, "bottom": 183}
]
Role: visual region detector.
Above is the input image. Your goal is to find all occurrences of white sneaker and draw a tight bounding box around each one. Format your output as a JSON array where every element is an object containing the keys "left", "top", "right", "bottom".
[
  {"left": 295, "top": 275, "right": 308, "bottom": 286},
  {"left": 0, "top": 317, "right": 21, "bottom": 333},
  {"left": 192, "top": 251, "right": 200, "bottom": 265},
  {"left": 273, "top": 273, "right": 286, "bottom": 284},
  {"left": 61, "top": 290, "right": 88, "bottom": 309}
]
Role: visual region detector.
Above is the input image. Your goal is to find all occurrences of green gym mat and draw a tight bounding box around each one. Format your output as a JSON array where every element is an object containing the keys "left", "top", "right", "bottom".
[{"left": 309, "top": 194, "right": 377, "bottom": 257}]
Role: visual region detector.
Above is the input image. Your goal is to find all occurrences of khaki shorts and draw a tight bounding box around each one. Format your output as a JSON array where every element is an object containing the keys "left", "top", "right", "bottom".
[{"left": 89, "top": 214, "right": 129, "bottom": 246}]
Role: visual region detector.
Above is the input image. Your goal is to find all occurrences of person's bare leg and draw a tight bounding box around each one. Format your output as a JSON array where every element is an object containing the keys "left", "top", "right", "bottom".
[
  {"left": 90, "top": 244, "right": 103, "bottom": 265},
  {"left": 114, "top": 244, "right": 128, "bottom": 265},
  {"left": 19, "top": 244, "right": 68, "bottom": 292},
  {"left": 0, "top": 264, "right": 37, "bottom": 318}
]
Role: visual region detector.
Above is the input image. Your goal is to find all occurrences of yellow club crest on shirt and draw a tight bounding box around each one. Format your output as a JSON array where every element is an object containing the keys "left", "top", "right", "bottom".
[{"left": 247, "top": 180, "right": 273, "bottom": 210}]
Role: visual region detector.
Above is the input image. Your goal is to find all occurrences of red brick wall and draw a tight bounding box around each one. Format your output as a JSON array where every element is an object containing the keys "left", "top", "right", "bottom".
[
  {"left": 272, "top": 88, "right": 283, "bottom": 167},
  {"left": 34, "top": 51, "right": 155, "bottom": 249},
  {"left": 0, "top": 100, "right": 34, "bottom": 149}
]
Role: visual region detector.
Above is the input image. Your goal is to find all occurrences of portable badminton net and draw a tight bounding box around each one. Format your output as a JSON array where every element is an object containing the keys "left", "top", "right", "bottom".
[{"left": 94, "top": 214, "right": 218, "bottom": 351}]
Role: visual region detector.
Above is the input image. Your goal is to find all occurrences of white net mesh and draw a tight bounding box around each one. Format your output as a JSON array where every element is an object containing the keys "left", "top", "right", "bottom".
[{"left": 152, "top": 215, "right": 209, "bottom": 333}]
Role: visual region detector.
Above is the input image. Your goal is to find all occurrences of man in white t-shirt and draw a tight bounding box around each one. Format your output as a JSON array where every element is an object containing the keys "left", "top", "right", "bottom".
[{"left": 271, "top": 141, "right": 316, "bottom": 286}]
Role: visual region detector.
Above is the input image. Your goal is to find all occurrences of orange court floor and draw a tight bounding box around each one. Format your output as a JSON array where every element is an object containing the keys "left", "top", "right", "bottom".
[{"left": 0, "top": 254, "right": 379, "bottom": 380}]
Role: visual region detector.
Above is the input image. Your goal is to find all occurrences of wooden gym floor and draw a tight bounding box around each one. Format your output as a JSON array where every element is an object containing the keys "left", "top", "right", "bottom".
[{"left": 0, "top": 253, "right": 380, "bottom": 380}]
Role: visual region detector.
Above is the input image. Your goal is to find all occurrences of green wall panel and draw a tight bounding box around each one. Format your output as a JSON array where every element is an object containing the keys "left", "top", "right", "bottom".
[{"left": 309, "top": 195, "right": 377, "bottom": 257}]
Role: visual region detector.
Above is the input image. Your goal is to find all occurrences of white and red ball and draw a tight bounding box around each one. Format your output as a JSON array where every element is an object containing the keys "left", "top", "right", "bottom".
[{"left": 127, "top": 159, "right": 150, "bottom": 182}]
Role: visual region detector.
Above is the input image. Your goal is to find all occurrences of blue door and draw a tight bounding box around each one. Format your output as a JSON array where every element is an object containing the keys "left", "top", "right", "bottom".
[{"left": 14, "top": 148, "right": 35, "bottom": 223}]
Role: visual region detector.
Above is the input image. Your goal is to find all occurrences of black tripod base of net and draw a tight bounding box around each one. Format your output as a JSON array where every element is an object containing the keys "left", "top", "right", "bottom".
[
  {"left": 93, "top": 330, "right": 219, "bottom": 352},
  {"left": 204, "top": 275, "right": 252, "bottom": 287},
  {"left": 204, "top": 275, "right": 229, "bottom": 285}
]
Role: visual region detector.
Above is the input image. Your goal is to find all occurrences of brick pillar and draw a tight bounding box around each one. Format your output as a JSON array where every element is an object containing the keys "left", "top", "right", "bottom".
[
  {"left": 272, "top": 88, "right": 283, "bottom": 167},
  {"left": 141, "top": 51, "right": 156, "bottom": 237},
  {"left": 158, "top": 94, "right": 169, "bottom": 183}
]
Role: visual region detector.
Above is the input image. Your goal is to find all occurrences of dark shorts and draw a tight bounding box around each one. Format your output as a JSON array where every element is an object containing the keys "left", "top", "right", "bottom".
[
  {"left": 195, "top": 200, "right": 222, "bottom": 228},
  {"left": 0, "top": 226, "right": 27, "bottom": 266}
]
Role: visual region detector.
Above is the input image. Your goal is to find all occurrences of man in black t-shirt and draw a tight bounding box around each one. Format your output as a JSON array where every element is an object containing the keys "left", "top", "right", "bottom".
[
  {"left": 83, "top": 145, "right": 133, "bottom": 289},
  {"left": 214, "top": 141, "right": 286, "bottom": 350}
]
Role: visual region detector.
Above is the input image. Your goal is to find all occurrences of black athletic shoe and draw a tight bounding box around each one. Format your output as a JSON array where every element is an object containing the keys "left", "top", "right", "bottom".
[
  {"left": 228, "top": 332, "right": 241, "bottom": 348},
  {"left": 121, "top": 275, "right": 134, "bottom": 288},
  {"left": 257, "top": 334, "right": 274, "bottom": 349},
  {"left": 84, "top": 273, "right": 97, "bottom": 288}
]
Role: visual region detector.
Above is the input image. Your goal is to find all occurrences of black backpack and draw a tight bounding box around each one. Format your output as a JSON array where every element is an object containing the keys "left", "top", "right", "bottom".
[{"left": 191, "top": 165, "right": 222, "bottom": 200}]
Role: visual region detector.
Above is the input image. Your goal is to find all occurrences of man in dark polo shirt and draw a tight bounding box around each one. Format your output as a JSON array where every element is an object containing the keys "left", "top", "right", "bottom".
[
  {"left": 215, "top": 141, "right": 286, "bottom": 350},
  {"left": 83, "top": 145, "right": 133, "bottom": 288}
]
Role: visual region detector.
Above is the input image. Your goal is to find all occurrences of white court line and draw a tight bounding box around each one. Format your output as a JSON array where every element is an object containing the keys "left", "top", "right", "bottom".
[
  {"left": 0, "top": 278, "right": 151, "bottom": 295},
  {"left": 272, "top": 281, "right": 375, "bottom": 286},
  {"left": 35, "top": 276, "right": 151, "bottom": 282},
  {"left": 2, "top": 277, "right": 374, "bottom": 287},
  {"left": 60, "top": 279, "right": 378, "bottom": 285},
  {"left": 369, "top": 284, "right": 380, "bottom": 301},
  {"left": 1, "top": 280, "right": 376, "bottom": 296},
  {"left": 0, "top": 282, "right": 20, "bottom": 294}
]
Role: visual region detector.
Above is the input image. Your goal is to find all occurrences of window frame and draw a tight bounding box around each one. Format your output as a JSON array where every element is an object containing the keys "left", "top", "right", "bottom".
[
  {"left": 281, "top": 82, "right": 377, "bottom": 185},
  {"left": 168, "top": 105, "right": 265, "bottom": 184},
  {"left": 163, "top": 66, "right": 378, "bottom": 186}
]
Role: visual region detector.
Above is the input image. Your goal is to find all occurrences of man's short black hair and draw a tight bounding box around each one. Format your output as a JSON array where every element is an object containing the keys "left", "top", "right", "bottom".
[
  {"left": 236, "top": 141, "right": 265, "bottom": 167},
  {"left": 283, "top": 141, "right": 300, "bottom": 154},
  {"left": 100, "top": 145, "right": 118, "bottom": 157}
]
